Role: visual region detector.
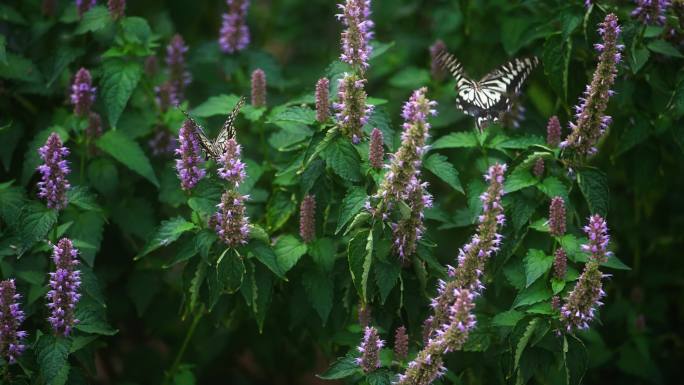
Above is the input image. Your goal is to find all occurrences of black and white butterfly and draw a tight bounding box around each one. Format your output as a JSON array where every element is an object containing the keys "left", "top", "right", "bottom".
[
  {"left": 436, "top": 50, "right": 539, "bottom": 130},
  {"left": 179, "top": 97, "right": 245, "bottom": 161}
]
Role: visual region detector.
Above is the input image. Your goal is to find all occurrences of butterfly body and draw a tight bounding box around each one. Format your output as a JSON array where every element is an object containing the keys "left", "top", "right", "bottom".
[
  {"left": 179, "top": 97, "right": 245, "bottom": 161},
  {"left": 436, "top": 50, "right": 538, "bottom": 130}
]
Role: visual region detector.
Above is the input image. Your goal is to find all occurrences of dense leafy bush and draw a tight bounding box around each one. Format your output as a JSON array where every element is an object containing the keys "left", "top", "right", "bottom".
[{"left": 1, "top": 0, "right": 682, "bottom": 384}]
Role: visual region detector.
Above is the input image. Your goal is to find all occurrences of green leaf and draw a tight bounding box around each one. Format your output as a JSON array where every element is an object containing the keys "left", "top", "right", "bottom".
[
  {"left": 348, "top": 230, "right": 369, "bottom": 298},
  {"left": 309, "top": 238, "right": 336, "bottom": 273},
  {"left": 646, "top": 40, "right": 684, "bottom": 58},
  {"left": 74, "top": 302, "right": 118, "bottom": 335},
  {"left": 543, "top": 34, "right": 571, "bottom": 101},
  {"left": 515, "top": 318, "right": 540, "bottom": 369},
  {"left": 96, "top": 130, "right": 159, "bottom": 187},
  {"left": 191, "top": 94, "right": 241, "bottom": 118},
  {"left": 505, "top": 167, "right": 537, "bottom": 193},
  {"left": 0, "top": 52, "right": 42, "bottom": 83},
  {"left": 64, "top": 210, "right": 105, "bottom": 266},
  {"left": 37, "top": 335, "right": 72, "bottom": 385},
  {"left": 87, "top": 158, "right": 119, "bottom": 196},
  {"left": 513, "top": 280, "right": 552, "bottom": 308},
  {"left": 21, "top": 127, "right": 68, "bottom": 185},
  {"left": 248, "top": 241, "right": 286, "bottom": 279},
  {"left": 16, "top": 203, "right": 58, "bottom": 256},
  {"left": 524, "top": 249, "right": 554, "bottom": 287},
  {"left": 137, "top": 217, "right": 196, "bottom": 259},
  {"left": 273, "top": 235, "right": 307, "bottom": 274},
  {"left": 537, "top": 176, "right": 569, "bottom": 201},
  {"left": 424, "top": 153, "right": 464, "bottom": 193},
  {"left": 577, "top": 169, "right": 609, "bottom": 216},
  {"left": 66, "top": 186, "right": 101, "bottom": 212},
  {"left": 374, "top": 260, "right": 400, "bottom": 304},
  {"left": 431, "top": 131, "right": 478, "bottom": 149},
  {"left": 324, "top": 138, "right": 362, "bottom": 181},
  {"left": 267, "top": 106, "right": 317, "bottom": 125},
  {"left": 318, "top": 356, "right": 360, "bottom": 380},
  {"left": 336, "top": 187, "right": 368, "bottom": 234},
  {"left": 216, "top": 249, "right": 245, "bottom": 294},
  {"left": 492, "top": 310, "right": 525, "bottom": 327},
  {"left": 302, "top": 269, "right": 334, "bottom": 324},
  {"left": 630, "top": 46, "right": 650, "bottom": 73},
  {"left": 266, "top": 191, "right": 296, "bottom": 231},
  {"left": 388, "top": 67, "right": 430, "bottom": 89},
  {"left": 74, "top": 6, "right": 111, "bottom": 34},
  {"left": 101, "top": 59, "right": 142, "bottom": 128},
  {"left": 0, "top": 35, "right": 5, "bottom": 65}
]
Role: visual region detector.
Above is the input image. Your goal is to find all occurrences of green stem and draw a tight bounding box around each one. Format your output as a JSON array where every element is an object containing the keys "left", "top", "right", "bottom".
[{"left": 165, "top": 309, "right": 203, "bottom": 384}]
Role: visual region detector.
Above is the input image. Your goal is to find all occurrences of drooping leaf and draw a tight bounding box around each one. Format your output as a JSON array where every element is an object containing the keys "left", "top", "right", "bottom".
[
  {"left": 96, "top": 130, "right": 159, "bottom": 187},
  {"left": 424, "top": 153, "right": 464, "bottom": 193},
  {"left": 37, "top": 335, "right": 72, "bottom": 385},
  {"left": 302, "top": 269, "right": 334, "bottom": 324},
  {"left": 578, "top": 169, "right": 609, "bottom": 216},
  {"left": 216, "top": 249, "right": 245, "bottom": 294},
  {"left": 137, "top": 217, "right": 196, "bottom": 259},
  {"left": 273, "top": 235, "right": 307, "bottom": 274},
  {"left": 336, "top": 187, "right": 368, "bottom": 234},
  {"left": 524, "top": 249, "right": 554, "bottom": 287},
  {"left": 101, "top": 59, "right": 142, "bottom": 128},
  {"left": 323, "top": 137, "right": 362, "bottom": 182}
]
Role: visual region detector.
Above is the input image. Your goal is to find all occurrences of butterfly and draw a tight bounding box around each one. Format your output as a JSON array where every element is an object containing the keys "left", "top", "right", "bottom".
[
  {"left": 179, "top": 97, "right": 245, "bottom": 161},
  {"left": 436, "top": 49, "right": 539, "bottom": 130}
]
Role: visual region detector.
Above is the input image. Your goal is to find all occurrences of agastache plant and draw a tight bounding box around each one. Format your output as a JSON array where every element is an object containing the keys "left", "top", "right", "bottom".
[
  {"left": 560, "top": 215, "right": 611, "bottom": 331},
  {"left": 549, "top": 196, "right": 566, "bottom": 237},
  {"left": 76, "top": 0, "right": 96, "bottom": 18},
  {"left": 299, "top": 195, "right": 316, "bottom": 243},
  {"left": 212, "top": 137, "right": 250, "bottom": 246},
  {"left": 0, "top": 279, "right": 27, "bottom": 364},
  {"left": 315, "top": 78, "right": 330, "bottom": 123},
  {"left": 175, "top": 120, "right": 206, "bottom": 191},
  {"left": 546, "top": 116, "right": 562, "bottom": 147},
  {"left": 336, "top": 0, "right": 374, "bottom": 72},
  {"left": 334, "top": 73, "right": 373, "bottom": 143},
  {"left": 46, "top": 238, "right": 82, "bottom": 337},
  {"left": 561, "top": 13, "right": 622, "bottom": 157},
  {"left": 533, "top": 157, "right": 545, "bottom": 178},
  {"left": 166, "top": 34, "right": 191, "bottom": 103},
  {"left": 219, "top": 0, "right": 250, "bottom": 53},
  {"left": 108, "top": 0, "right": 125, "bottom": 19},
  {"left": 356, "top": 326, "right": 384, "bottom": 373},
  {"left": 368, "top": 127, "right": 384, "bottom": 169},
  {"left": 394, "top": 326, "right": 408, "bottom": 361},
  {"left": 70, "top": 67, "right": 96, "bottom": 117},
  {"left": 37, "top": 133, "right": 71, "bottom": 210},
  {"left": 391, "top": 182, "right": 433, "bottom": 261},
  {"left": 251, "top": 68, "right": 266, "bottom": 107},
  {"left": 632, "top": 0, "right": 671, "bottom": 25},
  {"left": 149, "top": 128, "right": 177, "bottom": 157}
]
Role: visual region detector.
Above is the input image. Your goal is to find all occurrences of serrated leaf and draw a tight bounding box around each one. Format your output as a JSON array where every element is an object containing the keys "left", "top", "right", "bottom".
[
  {"left": 431, "top": 131, "right": 478, "bottom": 149},
  {"left": 266, "top": 191, "right": 296, "bottom": 231},
  {"left": 524, "top": 249, "right": 554, "bottom": 287},
  {"left": 191, "top": 94, "right": 241, "bottom": 118},
  {"left": 137, "top": 217, "right": 196, "bottom": 258},
  {"left": 374, "top": 260, "right": 400, "bottom": 304},
  {"left": 647, "top": 40, "right": 684, "bottom": 58},
  {"left": 74, "top": 6, "right": 111, "bottom": 34},
  {"left": 543, "top": 34, "right": 571, "bottom": 101},
  {"left": 66, "top": 186, "right": 101, "bottom": 212},
  {"left": 302, "top": 269, "right": 334, "bottom": 324},
  {"left": 248, "top": 241, "right": 285, "bottom": 279},
  {"left": 513, "top": 280, "right": 552, "bottom": 308},
  {"left": 74, "top": 302, "right": 118, "bottom": 335},
  {"left": 268, "top": 106, "right": 317, "bottom": 125},
  {"left": 101, "top": 59, "right": 142, "bottom": 128},
  {"left": 309, "top": 238, "right": 336, "bottom": 273},
  {"left": 273, "top": 235, "right": 307, "bottom": 274},
  {"left": 424, "top": 153, "right": 463, "bottom": 193},
  {"left": 64, "top": 210, "right": 104, "bottom": 266},
  {"left": 505, "top": 167, "right": 537, "bottom": 193},
  {"left": 97, "top": 130, "right": 158, "bottom": 187},
  {"left": 15, "top": 203, "right": 58, "bottom": 256},
  {"left": 515, "top": 318, "right": 540, "bottom": 370},
  {"left": 336, "top": 187, "right": 368, "bottom": 234},
  {"left": 324, "top": 138, "right": 362, "bottom": 181},
  {"left": 318, "top": 356, "right": 360, "bottom": 380},
  {"left": 348, "top": 230, "right": 369, "bottom": 298},
  {"left": 37, "top": 335, "right": 72, "bottom": 385},
  {"left": 493, "top": 310, "right": 525, "bottom": 327},
  {"left": 216, "top": 249, "right": 245, "bottom": 294},
  {"left": 577, "top": 169, "right": 609, "bottom": 217},
  {"left": 537, "top": 176, "right": 569, "bottom": 201}
]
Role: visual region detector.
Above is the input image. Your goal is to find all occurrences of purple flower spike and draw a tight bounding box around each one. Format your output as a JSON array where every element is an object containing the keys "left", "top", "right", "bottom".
[
  {"left": 37, "top": 133, "right": 71, "bottom": 211},
  {"left": 144, "top": 55, "right": 159, "bottom": 77},
  {"left": 0, "top": 279, "right": 27, "bottom": 364},
  {"left": 212, "top": 190, "right": 250, "bottom": 247},
  {"left": 47, "top": 238, "right": 82, "bottom": 337},
  {"left": 155, "top": 82, "right": 177, "bottom": 112},
  {"left": 70, "top": 68, "right": 96, "bottom": 117},
  {"left": 299, "top": 195, "right": 316, "bottom": 243},
  {"left": 76, "top": 0, "right": 96, "bottom": 18},
  {"left": 560, "top": 215, "right": 611, "bottom": 332},
  {"left": 546, "top": 116, "right": 562, "bottom": 147},
  {"left": 358, "top": 303, "right": 372, "bottom": 326},
  {"left": 175, "top": 120, "right": 206, "bottom": 191},
  {"left": 337, "top": 0, "right": 374, "bottom": 72},
  {"left": 166, "top": 34, "right": 192, "bottom": 104},
  {"left": 533, "top": 157, "right": 545, "bottom": 178},
  {"left": 554, "top": 248, "right": 567, "bottom": 280},
  {"left": 561, "top": 14, "right": 622, "bottom": 157},
  {"left": 632, "top": 0, "right": 671, "bottom": 26},
  {"left": 549, "top": 196, "right": 566, "bottom": 237},
  {"left": 368, "top": 127, "right": 384, "bottom": 169},
  {"left": 394, "top": 325, "right": 409, "bottom": 361},
  {"left": 217, "top": 138, "right": 246, "bottom": 187},
  {"left": 251, "top": 68, "right": 266, "bottom": 107},
  {"left": 315, "top": 78, "right": 330, "bottom": 123},
  {"left": 334, "top": 73, "right": 374, "bottom": 143},
  {"left": 219, "top": 0, "right": 250, "bottom": 54},
  {"left": 376, "top": 87, "right": 436, "bottom": 205},
  {"left": 430, "top": 40, "right": 447, "bottom": 80},
  {"left": 149, "top": 128, "right": 177, "bottom": 157},
  {"left": 391, "top": 181, "right": 433, "bottom": 261},
  {"left": 108, "top": 0, "right": 125, "bottom": 20},
  {"left": 355, "top": 326, "right": 384, "bottom": 373}
]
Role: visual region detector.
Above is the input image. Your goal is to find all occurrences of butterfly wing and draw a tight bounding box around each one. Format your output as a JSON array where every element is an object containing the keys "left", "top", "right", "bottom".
[
  {"left": 436, "top": 50, "right": 491, "bottom": 122},
  {"left": 213, "top": 96, "right": 246, "bottom": 155},
  {"left": 477, "top": 56, "right": 539, "bottom": 119},
  {"left": 178, "top": 107, "right": 220, "bottom": 160}
]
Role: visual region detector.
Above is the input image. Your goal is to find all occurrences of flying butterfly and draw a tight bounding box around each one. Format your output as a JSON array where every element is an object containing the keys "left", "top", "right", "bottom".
[
  {"left": 179, "top": 97, "right": 245, "bottom": 161},
  {"left": 435, "top": 49, "right": 539, "bottom": 130}
]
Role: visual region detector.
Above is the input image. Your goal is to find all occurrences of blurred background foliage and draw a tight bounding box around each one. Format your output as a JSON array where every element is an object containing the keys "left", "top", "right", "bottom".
[{"left": 1, "top": 0, "right": 683, "bottom": 384}]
